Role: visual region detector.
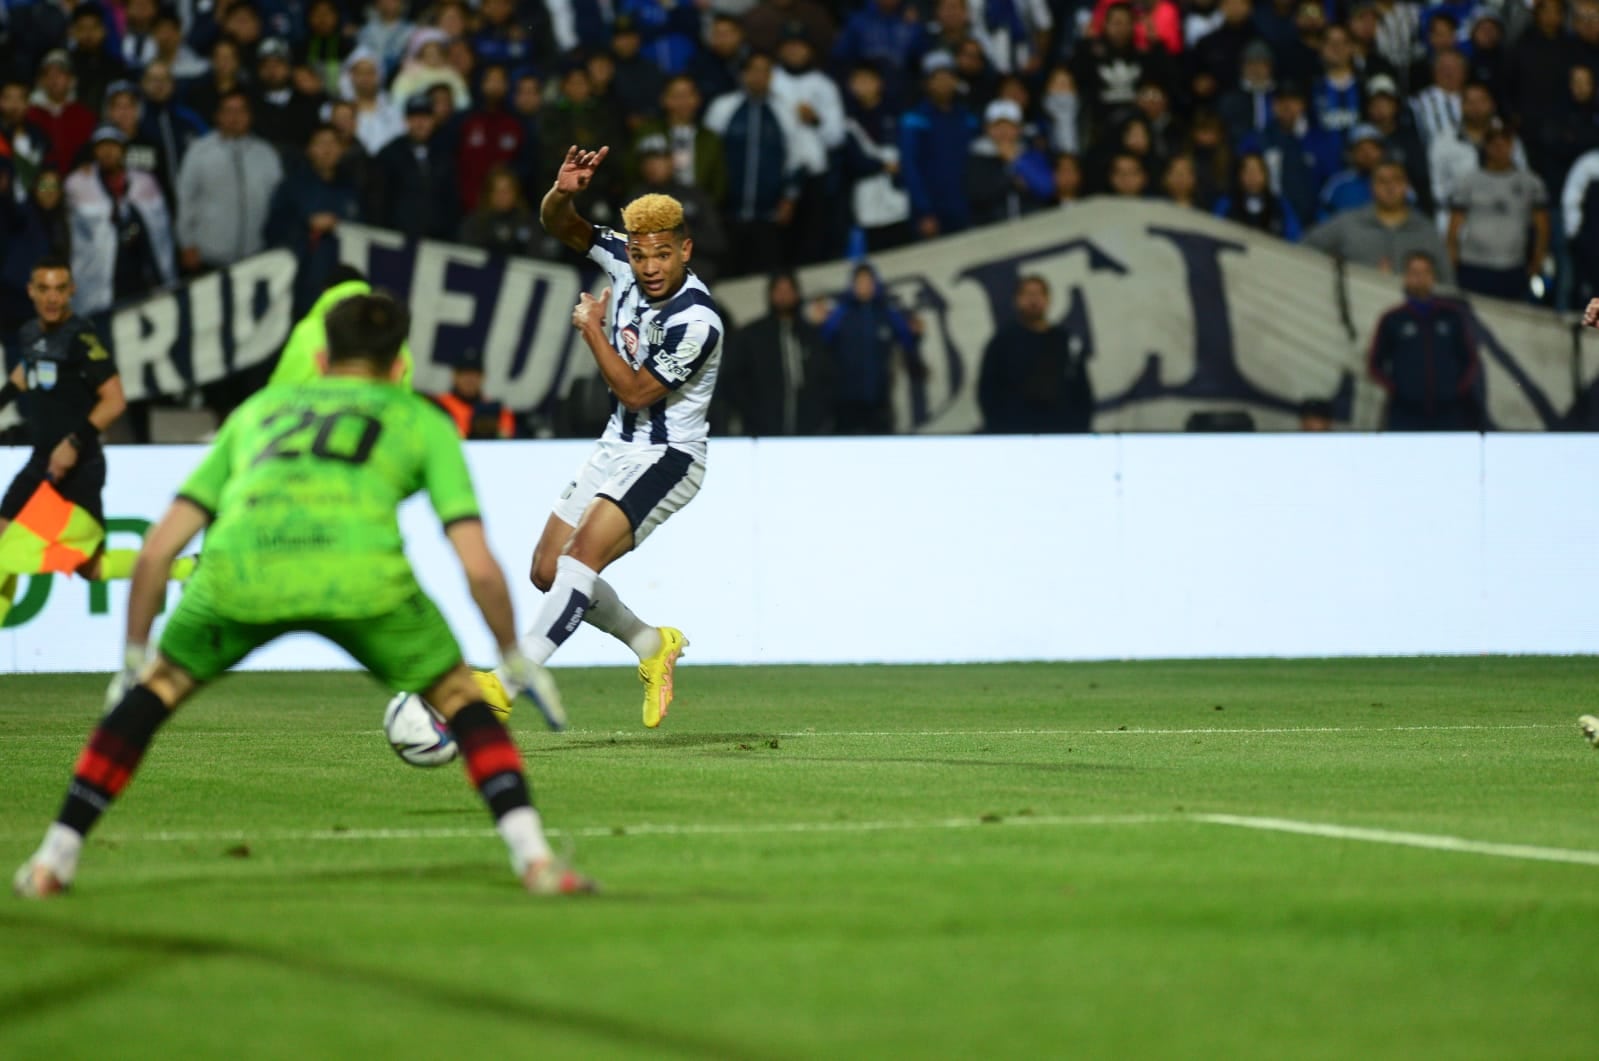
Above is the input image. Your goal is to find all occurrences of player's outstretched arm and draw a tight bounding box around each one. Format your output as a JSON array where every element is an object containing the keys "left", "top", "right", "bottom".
[
  {"left": 445, "top": 518, "right": 518, "bottom": 652},
  {"left": 571, "top": 287, "right": 670, "bottom": 411},
  {"left": 126, "top": 499, "right": 209, "bottom": 651},
  {"left": 540, "top": 145, "right": 608, "bottom": 254}
]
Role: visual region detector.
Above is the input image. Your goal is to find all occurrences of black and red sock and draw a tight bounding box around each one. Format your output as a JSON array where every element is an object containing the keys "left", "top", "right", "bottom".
[
  {"left": 58, "top": 685, "right": 171, "bottom": 836},
  {"left": 448, "top": 701, "right": 533, "bottom": 820}
]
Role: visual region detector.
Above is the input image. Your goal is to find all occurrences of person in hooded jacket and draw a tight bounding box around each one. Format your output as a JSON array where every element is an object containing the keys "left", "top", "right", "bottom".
[{"left": 817, "top": 261, "right": 924, "bottom": 435}]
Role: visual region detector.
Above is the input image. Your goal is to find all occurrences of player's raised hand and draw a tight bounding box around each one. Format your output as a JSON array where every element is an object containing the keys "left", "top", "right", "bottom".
[
  {"left": 1585, "top": 298, "right": 1599, "bottom": 329},
  {"left": 554, "top": 145, "right": 609, "bottom": 195},
  {"left": 572, "top": 286, "right": 611, "bottom": 332}
]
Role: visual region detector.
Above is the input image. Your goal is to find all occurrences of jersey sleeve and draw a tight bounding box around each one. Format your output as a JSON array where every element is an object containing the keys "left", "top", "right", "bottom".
[
  {"left": 73, "top": 325, "right": 119, "bottom": 389},
  {"left": 644, "top": 313, "right": 722, "bottom": 391},
  {"left": 586, "top": 226, "right": 635, "bottom": 286},
  {"left": 176, "top": 411, "right": 243, "bottom": 519},
  {"left": 419, "top": 407, "right": 481, "bottom": 527}
]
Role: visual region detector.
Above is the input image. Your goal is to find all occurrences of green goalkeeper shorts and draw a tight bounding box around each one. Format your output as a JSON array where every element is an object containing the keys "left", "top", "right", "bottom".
[{"left": 159, "top": 582, "right": 464, "bottom": 693}]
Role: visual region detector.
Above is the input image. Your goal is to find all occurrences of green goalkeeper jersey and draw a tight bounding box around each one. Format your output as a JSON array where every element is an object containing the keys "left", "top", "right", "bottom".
[{"left": 177, "top": 376, "right": 478, "bottom": 622}]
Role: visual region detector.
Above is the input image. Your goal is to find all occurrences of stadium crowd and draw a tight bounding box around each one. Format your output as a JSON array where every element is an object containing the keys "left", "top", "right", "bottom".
[{"left": 0, "top": 0, "right": 1593, "bottom": 435}]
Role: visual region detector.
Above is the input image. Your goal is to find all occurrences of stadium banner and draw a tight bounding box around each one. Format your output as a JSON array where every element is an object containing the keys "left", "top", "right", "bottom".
[
  {"left": 714, "top": 200, "right": 1599, "bottom": 432},
  {"left": 5, "top": 434, "right": 1599, "bottom": 674}
]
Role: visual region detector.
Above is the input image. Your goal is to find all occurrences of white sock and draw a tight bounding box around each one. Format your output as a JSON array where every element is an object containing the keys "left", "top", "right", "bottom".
[
  {"left": 37, "top": 823, "right": 83, "bottom": 882},
  {"left": 523, "top": 555, "right": 599, "bottom": 665},
  {"left": 497, "top": 806, "right": 552, "bottom": 873},
  {"left": 585, "top": 576, "right": 663, "bottom": 660}
]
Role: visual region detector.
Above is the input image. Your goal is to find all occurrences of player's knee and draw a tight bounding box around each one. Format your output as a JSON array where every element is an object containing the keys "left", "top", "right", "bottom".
[{"left": 529, "top": 555, "right": 555, "bottom": 592}]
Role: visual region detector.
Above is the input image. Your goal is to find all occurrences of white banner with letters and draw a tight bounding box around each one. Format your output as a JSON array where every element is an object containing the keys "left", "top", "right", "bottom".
[{"left": 4, "top": 435, "right": 1599, "bottom": 677}]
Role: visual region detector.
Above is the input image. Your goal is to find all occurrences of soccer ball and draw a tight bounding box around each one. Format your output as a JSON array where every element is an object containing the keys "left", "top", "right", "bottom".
[{"left": 383, "top": 693, "right": 459, "bottom": 768}]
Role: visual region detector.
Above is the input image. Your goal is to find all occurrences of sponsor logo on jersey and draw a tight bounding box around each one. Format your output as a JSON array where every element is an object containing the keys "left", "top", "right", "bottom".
[
  {"left": 621, "top": 326, "right": 639, "bottom": 359},
  {"left": 653, "top": 340, "right": 700, "bottom": 383}
]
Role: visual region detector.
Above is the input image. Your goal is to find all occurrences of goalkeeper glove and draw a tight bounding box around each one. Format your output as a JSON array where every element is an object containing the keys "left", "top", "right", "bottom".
[{"left": 498, "top": 645, "right": 567, "bottom": 732}]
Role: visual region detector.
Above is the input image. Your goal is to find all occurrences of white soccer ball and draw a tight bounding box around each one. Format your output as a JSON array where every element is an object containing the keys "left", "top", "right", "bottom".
[{"left": 383, "top": 692, "right": 460, "bottom": 768}]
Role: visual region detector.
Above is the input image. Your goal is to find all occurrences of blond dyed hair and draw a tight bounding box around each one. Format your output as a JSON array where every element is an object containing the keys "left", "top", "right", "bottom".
[{"left": 621, "top": 193, "right": 687, "bottom": 237}]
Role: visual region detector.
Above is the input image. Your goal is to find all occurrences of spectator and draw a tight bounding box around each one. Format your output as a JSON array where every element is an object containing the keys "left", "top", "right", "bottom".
[
  {"left": 620, "top": 0, "right": 703, "bottom": 77},
  {"left": 1429, "top": 81, "right": 1528, "bottom": 230},
  {"left": 1447, "top": 122, "right": 1550, "bottom": 301},
  {"left": 1107, "top": 150, "right": 1149, "bottom": 196},
  {"left": 508, "top": 69, "right": 545, "bottom": 191},
  {"left": 150, "top": 7, "right": 208, "bottom": 82},
  {"left": 1311, "top": 23, "right": 1362, "bottom": 139},
  {"left": 0, "top": 164, "right": 70, "bottom": 335},
  {"left": 219, "top": 0, "right": 267, "bottom": 68},
  {"left": 1464, "top": 10, "right": 1510, "bottom": 106},
  {"left": 1305, "top": 159, "right": 1452, "bottom": 280},
  {"left": 841, "top": 62, "right": 912, "bottom": 252},
  {"left": 433, "top": 351, "right": 516, "bottom": 439},
  {"left": 1215, "top": 150, "right": 1304, "bottom": 240},
  {"left": 324, "top": 98, "right": 373, "bottom": 195},
  {"left": 1187, "top": 110, "right": 1234, "bottom": 205},
  {"left": 723, "top": 271, "right": 833, "bottom": 435},
  {"left": 1134, "top": 78, "right": 1184, "bottom": 166},
  {"left": 357, "top": 0, "right": 413, "bottom": 80},
  {"left": 1533, "top": 65, "right": 1599, "bottom": 205},
  {"left": 100, "top": 80, "right": 164, "bottom": 189},
  {"left": 138, "top": 61, "right": 208, "bottom": 207},
  {"left": 340, "top": 48, "right": 403, "bottom": 156},
  {"left": 1410, "top": 49, "right": 1465, "bottom": 149},
  {"left": 1363, "top": 73, "right": 1432, "bottom": 217},
  {"left": 597, "top": 20, "right": 659, "bottom": 131},
  {"left": 1346, "top": 0, "right": 1400, "bottom": 85},
  {"left": 66, "top": 124, "right": 175, "bottom": 315},
  {"left": 266, "top": 124, "right": 362, "bottom": 311},
  {"left": 972, "top": 0, "right": 1056, "bottom": 75},
  {"left": 832, "top": 0, "right": 922, "bottom": 83},
  {"left": 1563, "top": 137, "right": 1599, "bottom": 300},
  {"left": 1218, "top": 39, "right": 1277, "bottom": 144},
  {"left": 1073, "top": 3, "right": 1172, "bottom": 138},
  {"left": 1276, "top": 1, "right": 1326, "bottom": 88},
  {"left": 1160, "top": 152, "right": 1203, "bottom": 208},
  {"left": 391, "top": 29, "right": 470, "bottom": 112},
  {"left": 455, "top": 64, "right": 526, "bottom": 212},
  {"left": 965, "top": 98, "right": 1053, "bottom": 224},
  {"left": 120, "top": 0, "right": 161, "bottom": 74},
  {"left": 953, "top": 36, "right": 1000, "bottom": 114},
  {"left": 1053, "top": 152, "right": 1085, "bottom": 205},
  {"left": 1367, "top": 250, "right": 1479, "bottom": 430},
  {"left": 704, "top": 51, "right": 799, "bottom": 277},
  {"left": 819, "top": 261, "right": 922, "bottom": 434},
  {"left": 1191, "top": 0, "right": 1259, "bottom": 105},
  {"left": 1187, "top": 0, "right": 1226, "bottom": 46},
  {"left": 472, "top": 0, "right": 550, "bottom": 72},
  {"left": 899, "top": 52, "right": 977, "bottom": 239},
  {"left": 368, "top": 92, "right": 457, "bottom": 240},
  {"left": 1041, "top": 66, "right": 1080, "bottom": 156},
  {"left": 978, "top": 274, "right": 1094, "bottom": 433},
  {"left": 66, "top": 4, "right": 126, "bottom": 117},
  {"left": 299, "top": 0, "right": 353, "bottom": 97},
  {"left": 1, "top": 77, "right": 51, "bottom": 196},
  {"left": 1319, "top": 122, "right": 1385, "bottom": 218},
  {"left": 1240, "top": 80, "right": 1341, "bottom": 228},
  {"left": 743, "top": 0, "right": 835, "bottom": 56},
  {"left": 1088, "top": 114, "right": 1155, "bottom": 191},
  {"left": 1298, "top": 397, "right": 1334, "bottom": 429},
  {"left": 1090, "top": 0, "right": 1181, "bottom": 57},
  {"left": 538, "top": 63, "right": 627, "bottom": 216},
  {"left": 770, "top": 26, "right": 846, "bottom": 263},
  {"left": 919, "top": 0, "right": 976, "bottom": 72},
  {"left": 1370, "top": 0, "right": 1422, "bottom": 85},
  {"left": 458, "top": 164, "right": 537, "bottom": 257},
  {"left": 1510, "top": 0, "right": 1577, "bottom": 127},
  {"left": 689, "top": 13, "right": 750, "bottom": 105},
  {"left": 634, "top": 75, "right": 727, "bottom": 208},
  {"left": 183, "top": 38, "right": 249, "bottom": 126},
  {"left": 629, "top": 135, "right": 728, "bottom": 281},
  {"left": 26, "top": 51, "right": 95, "bottom": 175},
  {"left": 252, "top": 38, "right": 322, "bottom": 157},
  {"left": 1251, "top": 0, "right": 1300, "bottom": 55},
  {"left": 175, "top": 90, "right": 283, "bottom": 272}
]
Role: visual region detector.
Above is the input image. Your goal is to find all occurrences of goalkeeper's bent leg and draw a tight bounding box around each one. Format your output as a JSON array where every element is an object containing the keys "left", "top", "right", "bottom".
[{"left": 447, "top": 702, "right": 552, "bottom": 870}]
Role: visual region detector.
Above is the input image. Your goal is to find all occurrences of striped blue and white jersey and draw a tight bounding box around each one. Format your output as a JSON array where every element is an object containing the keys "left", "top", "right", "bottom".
[{"left": 587, "top": 227, "right": 723, "bottom": 447}]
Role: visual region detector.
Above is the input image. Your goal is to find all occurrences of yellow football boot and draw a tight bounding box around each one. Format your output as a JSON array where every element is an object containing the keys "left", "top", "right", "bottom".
[
  {"left": 473, "top": 668, "right": 514, "bottom": 722},
  {"left": 639, "top": 627, "right": 687, "bottom": 729}
]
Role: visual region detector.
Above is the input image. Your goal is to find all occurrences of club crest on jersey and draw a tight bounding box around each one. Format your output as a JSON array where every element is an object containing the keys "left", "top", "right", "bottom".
[
  {"left": 31, "top": 361, "right": 58, "bottom": 390},
  {"left": 646, "top": 321, "right": 665, "bottom": 346}
]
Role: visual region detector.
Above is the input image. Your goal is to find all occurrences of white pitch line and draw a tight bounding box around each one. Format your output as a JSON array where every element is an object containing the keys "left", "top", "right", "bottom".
[
  {"left": 123, "top": 813, "right": 1172, "bottom": 844},
  {"left": 1193, "top": 814, "right": 1599, "bottom": 867}
]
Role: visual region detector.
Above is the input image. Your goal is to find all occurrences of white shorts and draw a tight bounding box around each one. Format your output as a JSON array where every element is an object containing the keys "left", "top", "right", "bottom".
[{"left": 552, "top": 440, "right": 706, "bottom": 546}]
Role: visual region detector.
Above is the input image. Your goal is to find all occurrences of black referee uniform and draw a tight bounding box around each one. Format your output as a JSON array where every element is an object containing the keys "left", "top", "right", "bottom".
[{"left": 1, "top": 317, "right": 119, "bottom": 527}]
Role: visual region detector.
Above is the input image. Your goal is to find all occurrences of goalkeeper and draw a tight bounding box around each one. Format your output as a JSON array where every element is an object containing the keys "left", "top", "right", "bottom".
[
  {"left": 13, "top": 293, "right": 590, "bottom": 899},
  {"left": 269, "top": 266, "right": 414, "bottom": 388}
]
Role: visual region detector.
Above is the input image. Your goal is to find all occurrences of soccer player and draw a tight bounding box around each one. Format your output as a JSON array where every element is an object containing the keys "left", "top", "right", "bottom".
[
  {"left": 0, "top": 256, "right": 189, "bottom": 622},
  {"left": 12, "top": 293, "right": 590, "bottom": 898},
  {"left": 269, "top": 265, "right": 415, "bottom": 388},
  {"left": 525, "top": 145, "right": 724, "bottom": 728}
]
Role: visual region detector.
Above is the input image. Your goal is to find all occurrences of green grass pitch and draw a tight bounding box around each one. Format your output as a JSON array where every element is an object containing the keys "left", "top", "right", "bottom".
[{"left": 3, "top": 658, "right": 1599, "bottom": 1059}]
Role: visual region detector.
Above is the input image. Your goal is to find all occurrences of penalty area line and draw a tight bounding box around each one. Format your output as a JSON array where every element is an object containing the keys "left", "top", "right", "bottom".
[{"left": 1191, "top": 814, "right": 1599, "bottom": 868}]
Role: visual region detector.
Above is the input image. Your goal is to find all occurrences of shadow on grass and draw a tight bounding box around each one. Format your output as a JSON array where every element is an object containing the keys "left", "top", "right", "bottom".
[{"left": 0, "top": 913, "right": 772, "bottom": 1060}]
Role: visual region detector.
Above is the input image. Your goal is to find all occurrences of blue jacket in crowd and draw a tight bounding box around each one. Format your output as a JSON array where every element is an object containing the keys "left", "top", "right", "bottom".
[
  {"left": 619, "top": 0, "right": 701, "bottom": 75},
  {"left": 898, "top": 100, "right": 978, "bottom": 233},
  {"left": 266, "top": 160, "right": 365, "bottom": 314},
  {"left": 1242, "top": 120, "right": 1343, "bottom": 235},
  {"left": 714, "top": 94, "right": 794, "bottom": 223},
  {"left": 1320, "top": 169, "right": 1373, "bottom": 218},
  {"left": 1368, "top": 297, "right": 1481, "bottom": 429},
  {"left": 819, "top": 266, "right": 920, "bottom": 406}
]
